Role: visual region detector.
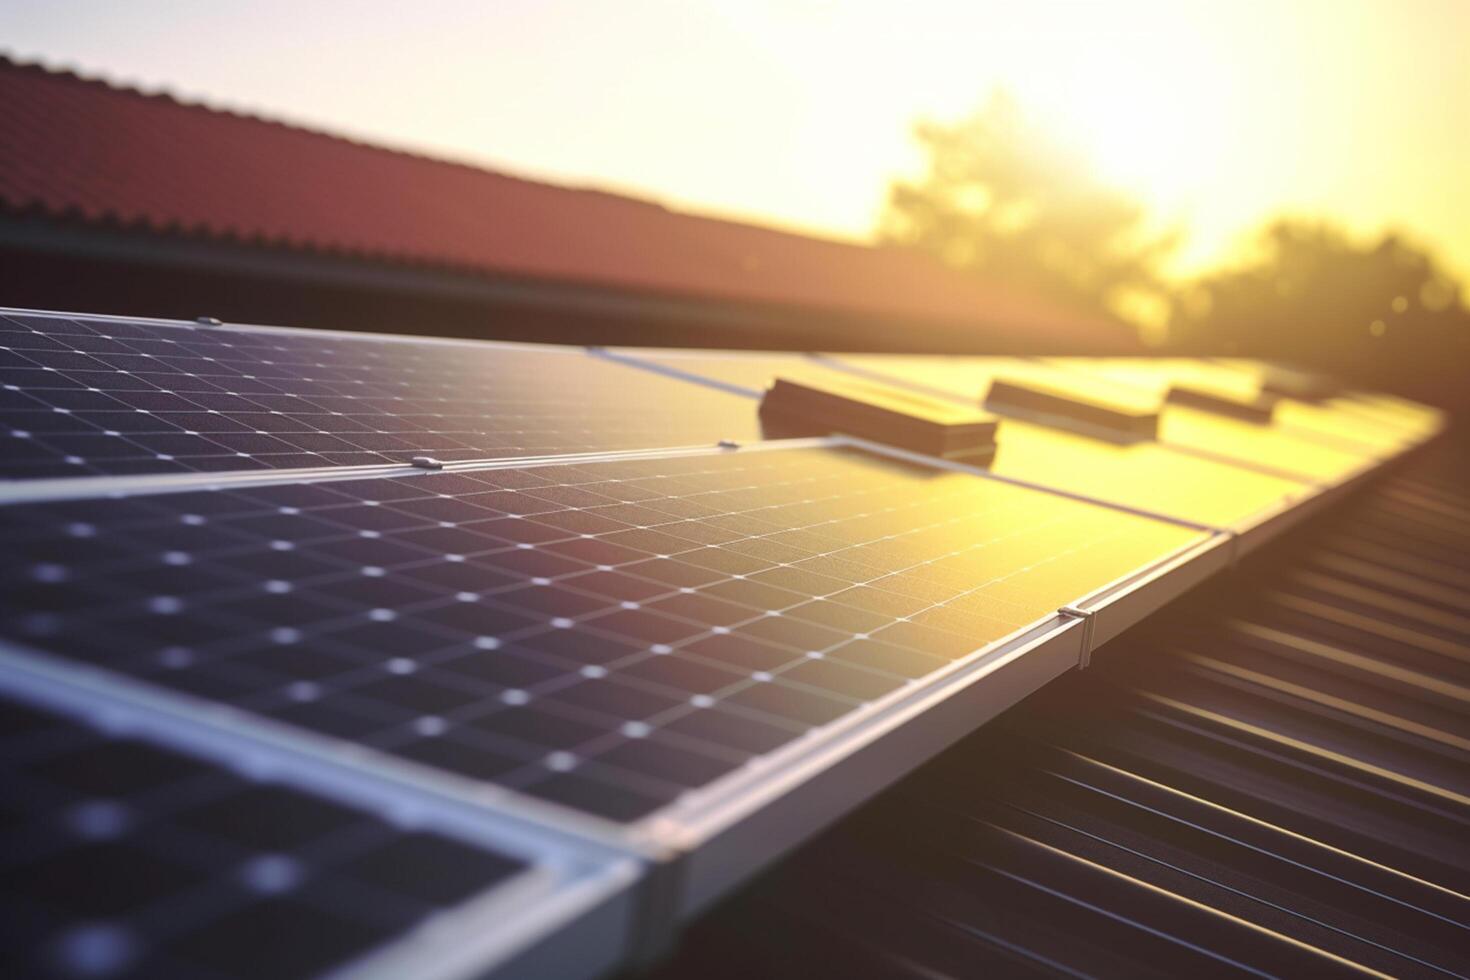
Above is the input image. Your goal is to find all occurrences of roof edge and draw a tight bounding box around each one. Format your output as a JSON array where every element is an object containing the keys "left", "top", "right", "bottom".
[{"left": 0, "top": 212, "right": 1137, "bottom": 353}]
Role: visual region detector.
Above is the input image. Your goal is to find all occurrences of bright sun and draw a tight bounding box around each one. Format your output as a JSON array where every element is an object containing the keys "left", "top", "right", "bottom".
[{"left": 1024, "top": 48, "right": 1237, "bottom": 212}]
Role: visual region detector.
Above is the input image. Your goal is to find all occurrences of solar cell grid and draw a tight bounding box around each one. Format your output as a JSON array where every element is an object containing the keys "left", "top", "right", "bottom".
[
  {"left": 0, "top": 312, "right": 760, "bottom": 479},
  {"left": 0, "top": 445, "right": 1202, "bottom": 822},
  {"left": 0, "top": 691, "right": 526, "bottom": 980}
]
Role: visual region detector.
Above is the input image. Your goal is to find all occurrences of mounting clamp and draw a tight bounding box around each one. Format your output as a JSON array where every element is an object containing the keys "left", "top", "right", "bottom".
[
  {"left": 1058, "top": 604, "right": 1097, "bottom": 669},
  {"left": 1222, "top": 528, "right": 1242, "bottom": 569}
]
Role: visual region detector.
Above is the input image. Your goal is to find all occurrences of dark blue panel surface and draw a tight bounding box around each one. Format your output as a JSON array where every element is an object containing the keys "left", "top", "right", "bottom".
[
  {"left": 0, "top": 691, "right": 525, "bottom": 979},
  {"left": 0, "top": 313, "right": 758, "bottom": 479},
  {"left": 0, "top": 446, "right": 1199, "bottom": 820}
]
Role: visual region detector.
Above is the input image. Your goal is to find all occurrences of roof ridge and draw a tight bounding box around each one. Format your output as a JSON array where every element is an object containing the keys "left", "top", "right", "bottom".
[
  {"left": 0, "top": 51, "right": 903, "bottom": 252},
  {"left": 0, "top": 51, "right": 691, "bottom": 214}
]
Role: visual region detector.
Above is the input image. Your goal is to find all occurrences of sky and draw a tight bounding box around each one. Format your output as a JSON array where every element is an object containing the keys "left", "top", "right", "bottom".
[{"left": 3, "top": 0, "right": 1467, "bottom": 282}]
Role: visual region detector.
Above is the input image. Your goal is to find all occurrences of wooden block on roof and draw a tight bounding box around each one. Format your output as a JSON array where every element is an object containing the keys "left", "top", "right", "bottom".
[{"left": 760, "top": 375, "right": 998, "bottom": 465}]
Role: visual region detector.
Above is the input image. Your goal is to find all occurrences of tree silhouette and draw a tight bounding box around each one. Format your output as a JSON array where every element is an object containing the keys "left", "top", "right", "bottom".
[
  {"left": 1169, "top": 219, "right": 1470, "bottom": 407},
  {"left": 879, "top": 93, "right": 1177, "bottom": 336}
]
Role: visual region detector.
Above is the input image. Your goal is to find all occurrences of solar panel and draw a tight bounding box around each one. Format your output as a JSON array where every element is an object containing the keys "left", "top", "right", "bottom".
[
  {"left": 831, "top": 353, "right": 1389, "bottom": 484},
  {"left": 1330, "top": 391, "right": 1444, "bottom": 437},
  {"left": 0, "top": 685, "right": 577, "bottom": 979},
  {"left": 0, "top": 312, "right": 759, "bottom": 479},
  {"left": 607, "top": 349, "right": 1321, "bottom": 529},
  {"left": 1040, "top": 356, "right": 1271, "bottom": 406},
  {"left": 0, "top": 307, "right": 1443, "bottom": 974},
  {"left": 1040, "top": 356, "right": 1424, "bottom": 452},
  {"left": 0, "top": 443, "right": 1205, "bottom": 822},
  {"left": 650, "top": 441, "right": 1470, "bottom": 980}
]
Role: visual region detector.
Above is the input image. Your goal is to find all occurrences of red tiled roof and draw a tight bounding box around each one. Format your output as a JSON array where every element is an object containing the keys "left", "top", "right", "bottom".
[{"left": 0, "top": 57, "right": 1137, "bottom": 350}]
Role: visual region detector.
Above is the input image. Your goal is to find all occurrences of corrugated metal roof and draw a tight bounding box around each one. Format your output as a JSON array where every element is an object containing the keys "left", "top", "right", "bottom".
[
  {"left": 0, "top": 57, "right": 1135, "bottom": 350},
  {"left": 649, "top": 439, "right": 1470, "bottom": 978}
]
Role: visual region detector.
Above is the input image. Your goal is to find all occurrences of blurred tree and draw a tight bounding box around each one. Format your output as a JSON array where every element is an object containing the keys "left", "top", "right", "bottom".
[
  {"left": 879, "top": 93, "right": 1178, "bottom": 339},
  {"left": 883, "top": 95, "right": 1468, "bottom": 407},
  {"left": 1168, "top": 219, "right": 1470, "bottom": 407}
]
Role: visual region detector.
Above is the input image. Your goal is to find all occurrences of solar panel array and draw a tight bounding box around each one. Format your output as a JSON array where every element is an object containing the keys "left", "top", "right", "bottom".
[{"left": 0, "top": 308, "right": 1443, "bottom": 978}]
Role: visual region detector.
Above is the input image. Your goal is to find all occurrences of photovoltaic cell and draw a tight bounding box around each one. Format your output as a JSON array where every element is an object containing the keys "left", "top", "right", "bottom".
[
  {"left": 0, "top": 690, "right": 526, "bottom": 980},
  {"left": 0, "top": 445, "right": 1203, "bottom": 822},
  {"left": 0, "top": 312, "right": 760, "bottom": 479}
]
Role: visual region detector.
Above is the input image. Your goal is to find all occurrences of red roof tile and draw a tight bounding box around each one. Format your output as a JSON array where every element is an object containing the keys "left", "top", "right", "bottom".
[{"left": 0, "top": 57, "right": 1137, "bottom": 350}]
